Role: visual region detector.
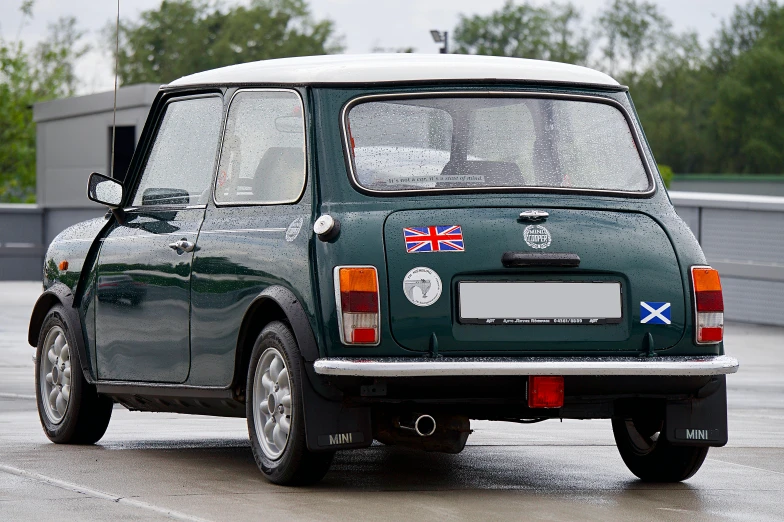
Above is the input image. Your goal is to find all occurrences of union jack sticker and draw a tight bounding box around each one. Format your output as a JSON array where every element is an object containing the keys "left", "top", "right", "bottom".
[{"left": 403, "top": 225, "right": 464, "bottom": 253}]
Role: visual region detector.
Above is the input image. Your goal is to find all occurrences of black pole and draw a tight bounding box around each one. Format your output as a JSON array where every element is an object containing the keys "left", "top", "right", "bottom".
[{"left": 440, "top": 31, "right": 449, "bottom": 54}]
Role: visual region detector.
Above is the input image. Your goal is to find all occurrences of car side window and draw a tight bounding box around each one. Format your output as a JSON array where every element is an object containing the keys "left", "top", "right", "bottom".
[
  {"left": 131, "top": 96, "right": 223, "bottom": 207},
  {"left": 215, "top": 90, "right": 306, "bottom": 205}
]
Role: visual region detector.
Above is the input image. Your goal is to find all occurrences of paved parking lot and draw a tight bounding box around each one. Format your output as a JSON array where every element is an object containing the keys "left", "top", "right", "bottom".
[{"left": 1, "top": 281, "right": 783, "bottom": 521}]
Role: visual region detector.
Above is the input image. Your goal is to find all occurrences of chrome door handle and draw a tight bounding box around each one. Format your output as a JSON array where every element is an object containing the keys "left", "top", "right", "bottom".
[{"left": 168, "top": 239, "right": 195, "bottom": 253}]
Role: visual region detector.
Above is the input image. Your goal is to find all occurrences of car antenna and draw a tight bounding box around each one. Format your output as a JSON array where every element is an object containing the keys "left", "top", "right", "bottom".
[
  {"left": 110, "top": 0, "right": 119, "bottom": 180},
  {"left": 107, "top": 0, "right": 127, "bottom": 226}
]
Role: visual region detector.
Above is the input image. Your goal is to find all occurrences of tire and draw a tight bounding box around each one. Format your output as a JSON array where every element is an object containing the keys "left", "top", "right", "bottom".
[
  {"left": 612, "top": 417, "right": 708, "bottom": 482},
  {"left": 246, "top": 321, "right": 333, "bottom": 486},
  {"left": 35, "top": 305, "right": 113, "bottom": 444}
]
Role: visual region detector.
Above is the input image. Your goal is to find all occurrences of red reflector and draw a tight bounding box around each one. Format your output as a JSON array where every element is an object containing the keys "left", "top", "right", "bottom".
[
  {"left": 340, "top": 291, "right": 379, "bottom": 313},
  {"left": 351, "top": 328, "right": 377, "bottom": 344},
  {"left": 528, "top": 376, "right": 564, "bottom": 409},
  {"left": 696, "top": 290, "right": 724, "bottom": 312},
  {"left": 700, "top": 327, "right": 723, "bottom": 343}
]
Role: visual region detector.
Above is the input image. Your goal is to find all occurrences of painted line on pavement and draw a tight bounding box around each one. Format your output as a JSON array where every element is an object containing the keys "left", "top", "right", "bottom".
[
  {"left": 0, "top": 392, "right": 36, "bottom": 400},
  {"left": 0, "top": 464, "right": 213, "bottom": 522},
  {"left": 707, "top": 458, "right": 784, "bottom": 476}
]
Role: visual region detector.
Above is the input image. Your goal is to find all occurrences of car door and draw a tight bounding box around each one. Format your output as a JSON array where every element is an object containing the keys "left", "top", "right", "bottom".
[
  {"left": 95, "top": 93, "right": 224, "bottom": 383},
  {"left": 188, "top": 88, "right": 312, "bottom": 386}
]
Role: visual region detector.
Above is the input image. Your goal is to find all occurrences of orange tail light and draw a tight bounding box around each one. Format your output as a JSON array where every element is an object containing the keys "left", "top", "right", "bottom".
[
  {"left": 691, "top": 266, "right": 724, "bottom": 344},
  {"left": 335, "top": 266, "right": 380, "bottom": 345}
]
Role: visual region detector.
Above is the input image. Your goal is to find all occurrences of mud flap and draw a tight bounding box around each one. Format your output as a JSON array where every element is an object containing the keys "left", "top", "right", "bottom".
[
  {"left": 665, "top": 375, "right": 728, "bottom": 447},
  {"left": 301, "top": 363, "right": 372, "bottom": 452}
]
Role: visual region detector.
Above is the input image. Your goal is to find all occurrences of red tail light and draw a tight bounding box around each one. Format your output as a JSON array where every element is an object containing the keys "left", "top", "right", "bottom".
[
  {"left": 335, "top": 266, "right": 380, "bottom": 345},
  {"left": 691, "top": 266, "right": 724, "bottom": 344},
  {"left": 528, "top": 376, "right": 564, "bottom": 409}
]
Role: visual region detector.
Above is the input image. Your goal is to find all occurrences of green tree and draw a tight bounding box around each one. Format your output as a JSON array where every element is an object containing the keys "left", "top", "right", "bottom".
[
  {"left": 625, "top": 32, "right": 717, "bottom": 173},
  {"left": 710, "top": 0, "right": 784, "bottom": 73},
  {"left": 0, "top": 2, "right": 88, "bottom": 202},
  {"left": 595, "top": 0, "right": 672, "bottom": 77},
  {"left": 624, "top": 0, "right": 784, "bottom": 174},
  {"left": 453, "top": 1, "right": 590, "bottom": 64},
  {"left": 114, "top": 0, "right": 342, "bottom": 85},
  {"left": 711, "top": 3, "right": 784, "bottom": 173}
]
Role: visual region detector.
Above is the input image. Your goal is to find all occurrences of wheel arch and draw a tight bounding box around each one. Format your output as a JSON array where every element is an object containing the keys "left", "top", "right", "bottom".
[
  {"left": 232, "top": 285, "right": 320, "bottom": 395},
  {"left": 28, "top": 282, "right": 95, "bottom": 383}
]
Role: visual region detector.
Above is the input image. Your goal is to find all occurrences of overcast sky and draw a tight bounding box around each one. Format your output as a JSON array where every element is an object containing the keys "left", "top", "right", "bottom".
[{"left": 0, "top": 0, "right": 743, "bottom": 94}]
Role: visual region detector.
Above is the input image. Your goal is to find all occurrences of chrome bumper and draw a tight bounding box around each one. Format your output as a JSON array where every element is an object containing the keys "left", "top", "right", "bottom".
[{"left": 313, "top": 355, "right": 739, "bottom": 377}]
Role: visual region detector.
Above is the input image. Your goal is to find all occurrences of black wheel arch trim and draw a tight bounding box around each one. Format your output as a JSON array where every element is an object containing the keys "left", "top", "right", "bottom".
[
  {"left": 28, "top": 282, "right": 96, "bottom": 384},
  {"left": 250, "top": 286, "right": 320, "bottom": 362},
  {"left": 240, "top": 290, "right": 371, "bottom": 451}
]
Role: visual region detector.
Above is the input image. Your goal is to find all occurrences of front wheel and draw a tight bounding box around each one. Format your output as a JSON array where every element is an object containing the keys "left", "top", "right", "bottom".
[
  {"left": 612, "top": 417, "right": 708, "bottom": 482},
  {"left": 246, "top": 321, "right": 333, "bottom": 485},
  {"left": 35, "top": 305, "right": 113, "bottom": 444}
]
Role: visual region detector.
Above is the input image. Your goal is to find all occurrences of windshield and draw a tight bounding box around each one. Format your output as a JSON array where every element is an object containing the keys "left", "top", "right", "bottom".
[{"left": 344, "top": 95, "right": 651, "bottom": 194}]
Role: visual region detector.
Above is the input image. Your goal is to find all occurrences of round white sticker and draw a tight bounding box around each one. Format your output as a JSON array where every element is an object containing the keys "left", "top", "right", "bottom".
[
  {"left": 524, "top": 224, "right": 551, "bottom": 249},
  {"left": 403, "top": 267, "right": 442, "bottom": 307},
  {"left": 285, "top": 217, "right": 304, "bottom": 242}
]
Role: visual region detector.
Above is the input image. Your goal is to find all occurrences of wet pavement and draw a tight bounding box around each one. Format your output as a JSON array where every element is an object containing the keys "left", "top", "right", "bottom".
[{"left": 1, "top": 281, "right": 782, "bottom": 521}]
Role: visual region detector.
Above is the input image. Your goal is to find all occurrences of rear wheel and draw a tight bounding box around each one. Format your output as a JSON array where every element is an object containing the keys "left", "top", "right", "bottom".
[
  {"left": 612, "top": 417, "right": 708, "bottom": 482},
  {"left": 35, "top": 305, "right": 113, "bottom": 444},
  {"left": 246, "top": 321, "right": 333, "bottom": 485}
]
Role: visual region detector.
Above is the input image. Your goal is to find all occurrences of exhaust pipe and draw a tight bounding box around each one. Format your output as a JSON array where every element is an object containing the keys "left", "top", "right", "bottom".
[
  {"left": 398, "top": 414, "right": 437, "bottom": 437},
  {"left": 375, "top": 410, "right": 471, "bottom": 453}
]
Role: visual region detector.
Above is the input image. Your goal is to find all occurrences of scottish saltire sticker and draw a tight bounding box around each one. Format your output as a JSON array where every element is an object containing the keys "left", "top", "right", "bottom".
[
  {"left": 641, "top": 302, "right": 671, "bottom": 324},
  {"left": 403, "top": 226, "right": 464, "bottom": 253}
]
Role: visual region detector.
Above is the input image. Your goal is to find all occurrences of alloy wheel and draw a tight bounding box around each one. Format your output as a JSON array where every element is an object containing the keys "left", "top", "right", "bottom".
[
  {"left": 40, "top": 326, "right": 72, "bottom": 424},
  {"left": 252, "top": 347, "right": 292, "bottom": 460}
]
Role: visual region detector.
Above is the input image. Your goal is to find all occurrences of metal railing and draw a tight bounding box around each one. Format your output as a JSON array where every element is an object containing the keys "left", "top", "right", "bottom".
[
  {"left": 0, "top": 205, "right": 99, "bottom": 280},
  {"left": 670, "top": 191, "right": 784, "bottom": 326}
]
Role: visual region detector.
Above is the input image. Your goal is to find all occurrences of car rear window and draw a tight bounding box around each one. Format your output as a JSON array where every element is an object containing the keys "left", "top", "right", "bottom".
[{"left": 344, "top": 95, "right": 651, "bottom": 194}]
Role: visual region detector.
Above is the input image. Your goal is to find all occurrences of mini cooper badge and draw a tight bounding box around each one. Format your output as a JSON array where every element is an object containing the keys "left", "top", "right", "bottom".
[
  {"left": 403, "top": 267, "right": 442, "bottom": 307},
  {"left": 523, "top": 224, "right": 551, "bottom": 249}
]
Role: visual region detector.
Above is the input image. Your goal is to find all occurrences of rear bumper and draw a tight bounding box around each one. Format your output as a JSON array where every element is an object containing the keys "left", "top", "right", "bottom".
[{"left": 313, "top": 355, "right": 739, "bottom": 377}]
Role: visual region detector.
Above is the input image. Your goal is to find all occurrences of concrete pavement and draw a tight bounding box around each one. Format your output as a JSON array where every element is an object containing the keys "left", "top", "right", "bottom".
[{"left": 1, "top": 281, "right": 783, "bottom": 521}]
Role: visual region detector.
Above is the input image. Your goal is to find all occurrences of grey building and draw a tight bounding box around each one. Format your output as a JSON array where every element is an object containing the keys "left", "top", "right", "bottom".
[{"left": 0, "top": 84, "right": 157, "bottom": 280}]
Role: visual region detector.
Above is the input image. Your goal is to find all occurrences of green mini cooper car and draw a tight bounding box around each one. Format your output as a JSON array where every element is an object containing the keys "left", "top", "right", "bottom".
[{"left": 29, "top": 54, "right": 738, "bottom": 486}]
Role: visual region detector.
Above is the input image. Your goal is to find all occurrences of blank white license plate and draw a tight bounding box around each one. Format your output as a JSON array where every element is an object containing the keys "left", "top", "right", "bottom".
[{"left": 458, "top": 281, "right": 622, "bottom": 325}]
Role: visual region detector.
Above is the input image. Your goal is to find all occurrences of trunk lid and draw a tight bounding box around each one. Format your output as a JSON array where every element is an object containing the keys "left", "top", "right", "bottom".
[{"left": 384, "top": 207, "right": 685, "bottom": 354}]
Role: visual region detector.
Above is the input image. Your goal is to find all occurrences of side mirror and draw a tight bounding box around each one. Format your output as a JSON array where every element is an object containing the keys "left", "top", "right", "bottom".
[{"left": 87, "top": 172, "right": 123, "bottom": 208}]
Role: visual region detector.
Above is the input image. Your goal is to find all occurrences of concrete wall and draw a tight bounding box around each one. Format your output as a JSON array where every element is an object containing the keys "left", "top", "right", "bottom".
[
  {"left": 0, "top": 205, "right": 44, "bottom": 281},
  {"left": 671, "top": 191, "right": 784, "bottom": 327},
  {"left": 0, "top": 205, "right": 103, "bottom": 281}
]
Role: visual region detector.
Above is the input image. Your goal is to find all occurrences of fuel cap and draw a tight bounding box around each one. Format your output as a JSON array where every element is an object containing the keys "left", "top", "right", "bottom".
[{"left": 314, "top": 215, "right": 340, "bottom": 241}]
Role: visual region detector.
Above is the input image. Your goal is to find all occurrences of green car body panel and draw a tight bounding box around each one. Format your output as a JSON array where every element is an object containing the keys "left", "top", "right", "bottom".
[{"left": 311, "top": 85, "right": 715, "bottom": 359}]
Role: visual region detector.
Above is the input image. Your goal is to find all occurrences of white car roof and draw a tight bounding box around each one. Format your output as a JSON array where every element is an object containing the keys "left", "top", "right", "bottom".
[{"left": 168, "top": 54, "right": 620, "bottom": 88}]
